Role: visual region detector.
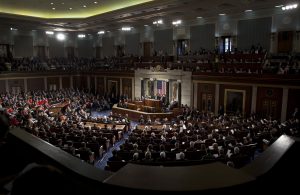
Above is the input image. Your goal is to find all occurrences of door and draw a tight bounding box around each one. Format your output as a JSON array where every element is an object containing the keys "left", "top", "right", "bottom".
[
  {"left": 143, "top": 42, "right": 151, "bottom": 57},
  {"left": 221, "top": 36, "right": 232, "bottom": 53},
  {"left": 278, "top": 31, "right": 293, "bottom": 53}
]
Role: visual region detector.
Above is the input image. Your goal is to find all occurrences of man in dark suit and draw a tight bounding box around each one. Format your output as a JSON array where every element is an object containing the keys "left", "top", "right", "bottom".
[{"left": 292, "top": 107, "right": 299, "bottom": 119}]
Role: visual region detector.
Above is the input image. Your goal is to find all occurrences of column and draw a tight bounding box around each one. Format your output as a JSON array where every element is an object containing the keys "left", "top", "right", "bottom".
[
  {"left": 166, "top": 80, "right": 170, "bottom": 104},
  {"left": 5, "top": 79, "right": 9, "bottom": 93},
  {"left": 120, "top": 78, "right": 123, "bottom": 96},
  {"left": 251, "top": 85, "right": 257, "bottom": 114},
  {"left": 94, "top": 76, "right": 97, "bottom": 94},
  {"left": 59, "top": 76, "right": 62, "bottom": 90},
  {"left": 141, "top": 78, "right": 144, "bottom": 98},
  {"left": 193, "top": 83, "right": 198, "bottom": 109},
  {"left": 70, "top": 76, "right": 73, "bottom": 89},
  {"left": 281, "top": 88, "right": 288, "bottom": 122},
  {"left": 214, "top": 84, "right": 220, "bottom": 115},
  {"left": 87, "top": 76, "right": 91, "bottom": 91},
  {"left": 24, "top": 78, "right": 28, "bottom": 93},
  {"left": 131, "top": 78, "right": 134, "bottom": 100},
  {"left": 178, "top": 81, "right": 182, "bottom": 106},
  {"left": 44, "top": 77, "right": 47, "bottom": 91}
]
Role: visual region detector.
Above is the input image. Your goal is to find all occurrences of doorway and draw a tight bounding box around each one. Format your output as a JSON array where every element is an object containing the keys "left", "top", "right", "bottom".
[
  {"left": 221, "top": 36, "right": 232, "bottom": 53},
  {"left": 143, "top": 42, "right": 152, "bottom": 57},
  {"left": 176, "top": 39, "right": 188, "bottom": 56},
  {"left": 278, "top": 31, "right": 293, "bottom": 53}
]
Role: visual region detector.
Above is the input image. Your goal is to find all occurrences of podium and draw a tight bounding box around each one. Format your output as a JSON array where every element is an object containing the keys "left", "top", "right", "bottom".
[{"left": 144, "top": 99, "right": 161, "bottom": 111}]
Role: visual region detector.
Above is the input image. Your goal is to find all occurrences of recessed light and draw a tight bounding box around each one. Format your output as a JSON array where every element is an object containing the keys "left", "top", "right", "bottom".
[
  {"left": 62, "top": 2, "right": 64, "bottom": 5},
  {"left": 69, "top": 8, "right": 72, "bottom": 10},
  {"left": 275, "top": 5, "right": 283, "bottom": 8},
  {"left": 197, "top": 16, "right": 203, "bottom": 19},
  {"left": 52, "top": 7, "right": 55, "bottom": 10},
  {"left": 83, "top": 5, "right": 87, "bottom": 8},
  {"left": 94, "top": 1, "right": 98, "bottom": 4},
  {"left": 245, "top": 9, "right": 252, "bottom": 12},
  {"left": 50, "top": 2, "right": 54, "bottom": 5},
  {"left": 144, "top": 24, "right": 149, "bottom": 27},
  {"left": 219, "top": 13, "right": 226, "bottom": 16}
]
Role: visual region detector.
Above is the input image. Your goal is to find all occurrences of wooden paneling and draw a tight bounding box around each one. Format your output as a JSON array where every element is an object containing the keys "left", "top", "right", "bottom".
[
  {"left": 197, "top": 83, "right": 215, "bottom": 112},
  {"left": 47, "top": 77, "right": 59, "bottom": 90},
  {"left": 287, "top": 89, "right": 300, "bottom": 119},
  {"left": 256, "top": 87, "right": 282, "bottom": 119},
  {"left": 107, "top": 78, "right": 120, "bottom": 98},
  {"left": 73, "top": 76, "right": 85, "bottom": 90},
  {"left": 62, "top": 77, "right": 70, "bottom": 89},
  {"left": 122, "top": 78, "right": 132, "bottom": 99},
  {"left": 0, "top": 80, "right": 6, "bottom": 93},
  {"left": 96, "top": 77, "right": 105, "bottom": 96},
  {"left": 278, "top": 31, "right": 293, "bottom": 53},
  {"left": 219, "top": 84, "right": 252, "bottom": 115},
  {"left": 27, "top": 78, "right": 43, "bottom": 91}
]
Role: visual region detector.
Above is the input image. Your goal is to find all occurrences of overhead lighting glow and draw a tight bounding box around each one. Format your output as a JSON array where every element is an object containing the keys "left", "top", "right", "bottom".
[
  {"left": 56, "top": 33, "right": 65, "bottom": 41},
  {"left": 69, "top": 8, "right": 72, "bottom": 10},
  {"left": 153, "top": 19, "right": 163, "bottom": 25},
  {"left": 50, "top": 2, "right": 54, "bottom": 5},
  {"left": 172, "top": 20, "right": 182, "bottom": 25},
  {"left": 45, "top": 31, "right": 54, "bottom": 35},
  {"left": 219, "top": 13, "right": 226, "bottom": 16},
  {"left": 282, "top": 4, "right": 298, "bottom": 10},
  {"left": 94, "top": 1, "right": 98, "bottom": 4},
  {"left": 10, "top": 27, "right": 17, "bottom": 31},
  {"left": 83, "top": 5, "right": 87, "bottom": 8},
  {"left": 144, "top": 24, "right": 149, "bottom": 27},
  {"left": 122, "top": 27, "right": 131, "bottom": 31},
  {"left": 197, "top": 16, "right": 203, "bottom": 19},
  {"left": 245, "top": 9, "right": 252, "bottom": 12},
  {"left": 97, "top": 31, "right": 105, "bottom": 34},
  {"left": 78, "top": 34, "right": 86, "bottom": 38},
  {"left": 275, "top": 5, "right": 283, "bottom": 8},
  {"left": 52, "top": 8, "right": 55, "bottom": 10}
]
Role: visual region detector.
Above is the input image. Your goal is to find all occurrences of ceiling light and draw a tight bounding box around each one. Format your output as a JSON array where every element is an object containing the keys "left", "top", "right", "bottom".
[
  {"left": 69, "top": 8, "right": 72, "bottom": 10},
  {"left": 97, "top": 31, "right": 105, "bottom": 34},
  {"left": 122, "top": 27, "right": 131, "bottom": 31},
  {"left": 153, "top": 19, "right": 163, "bottom": 25},
  {"left": 10, "top": 27, "right": 17, "bottom": 31},
  {"left": 94, "top": 1, "right": 98, "bottom": 4},
  {"left": 282, "top": 4, "right": 298, "bottom": 10},
  {"left": 52, "top": 7, "right": 55, "bottom": 10},
  {"left": 78, "top": 34, "right": 86, "bottom": 38},
  {"left": 245, "top": 9, "right": 252, "bottom": 12},
  {"left": 172, "top": 20, "right": 182, "bottom": 25},
  {"left": 197, "top": 16, "right": 203, "bottom": 19},
  {"left": 45, "top": 31, "right": 54, "bottom": 35},
  {"left": 50, "top": 2, "right": 54, "bottom": 5},
  {"left": 144, "top": 24, "right": 149, "bottom": 27},
  {"left": 83, "top": 5, "right": 87, "bottom": 8},
  {"left": 275, "top": 5, "right": 283, "bottom": 8},
  {"left": 56, "top": 33, "right": 65, "bottom": 41},
  {"left": 61, "top": 2, "right": 64, "bottom": 5},
  {"left": 219, "top": 13, "right": 226, "bottom": 16}
]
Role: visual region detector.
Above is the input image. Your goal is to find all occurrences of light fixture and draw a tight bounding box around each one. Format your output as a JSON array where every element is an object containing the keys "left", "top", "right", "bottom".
[
  {"left": 219, "top": 13, "right": 226, "bottom": 16},
  {"left": 122, "top": 27, "right": 131, "bottom": 31},
  {"left": 56, "top": 33, "right": 65, "bottom": 41},
  {"left": 83, "top": 5, "right": 87, "bottom": 8},
  {"left": 78, "top": 34, "right": 86, "bottom": 38},
  {"left": 245, "top": 9, "right": 252, "bottom": 12},
  {"left": 144, "top": 24, "right": 149, "bottom": 27},
  {"left": 275, "top": 5, "right": 283, "bottom": 8},
  {"left": 97, "top": 31, "right": 105, "bottom": 34},
  {"left": 52, "top": 7, "right": 55, "bottom": 10},
  {"left": 61, "top": 2, "right": 64, "bottom": 5},
  {"left": 69, "top": 8, "right": 72, "bottom": 10},
  {"left": 282, "top": 4, "right": 298, "bottom": 10},
  {"left": 94, "top": 1, "right": 98, "bottom": 4},
  {"left": 50, "top": 2, "right": 54, "bottom": 5},
  {"left": 45, "top": 31, "right": 54, "bottom": 35},
  {"left": 10, "top": 27, "right": 17, "bottom": 31},
  {"left": 172, "top": 20, "right": 182, "bottom": 25},
  {"left": 197, "top": 16, "right": 203, "bottom": 19},
  {"left": 153, "top": 19, "right": 163, "bottom": 25}
]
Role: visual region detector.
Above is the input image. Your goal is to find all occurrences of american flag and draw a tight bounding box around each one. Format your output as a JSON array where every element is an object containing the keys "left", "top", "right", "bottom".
[{"left": 157, "top": 80, "right": 166, "bottom": 95}]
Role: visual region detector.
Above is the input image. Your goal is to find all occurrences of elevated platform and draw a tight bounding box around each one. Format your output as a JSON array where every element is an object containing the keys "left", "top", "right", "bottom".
[{"left": 112, "top": 104, "right": 176, "bottom": 121}]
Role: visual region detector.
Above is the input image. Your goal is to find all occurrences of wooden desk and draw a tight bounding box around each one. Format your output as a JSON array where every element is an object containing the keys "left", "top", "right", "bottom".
[
  {"left": 112, "top": 104, "right": 174, "bottom": 121},
  {"left": 144, "top": 99, "right": 161, "bottom": 110},
  {"left": 48, "top": 102, "right": 69, "bottom": 116}
]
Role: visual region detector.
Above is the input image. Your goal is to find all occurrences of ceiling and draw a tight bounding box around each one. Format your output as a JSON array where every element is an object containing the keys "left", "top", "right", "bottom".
[{"left": 0, "top": 0, "right": 296, "bottom": 32}]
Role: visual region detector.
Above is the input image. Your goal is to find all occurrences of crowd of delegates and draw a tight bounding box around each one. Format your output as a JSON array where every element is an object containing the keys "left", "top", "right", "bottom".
[
  {"left": 1, "top": 51, "right": 300, "bottom": 75},
  {"left": 0, "top": 89, "right": 125, "bottom": 164},
  {"left": 106, "top": 106, "right": 300, "bottom": 170}
]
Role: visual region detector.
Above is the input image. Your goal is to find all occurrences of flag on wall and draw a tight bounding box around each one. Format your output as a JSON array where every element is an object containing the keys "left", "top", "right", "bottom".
[{"left": 157, "top": 80, "right": 166, "bottom": 95}]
